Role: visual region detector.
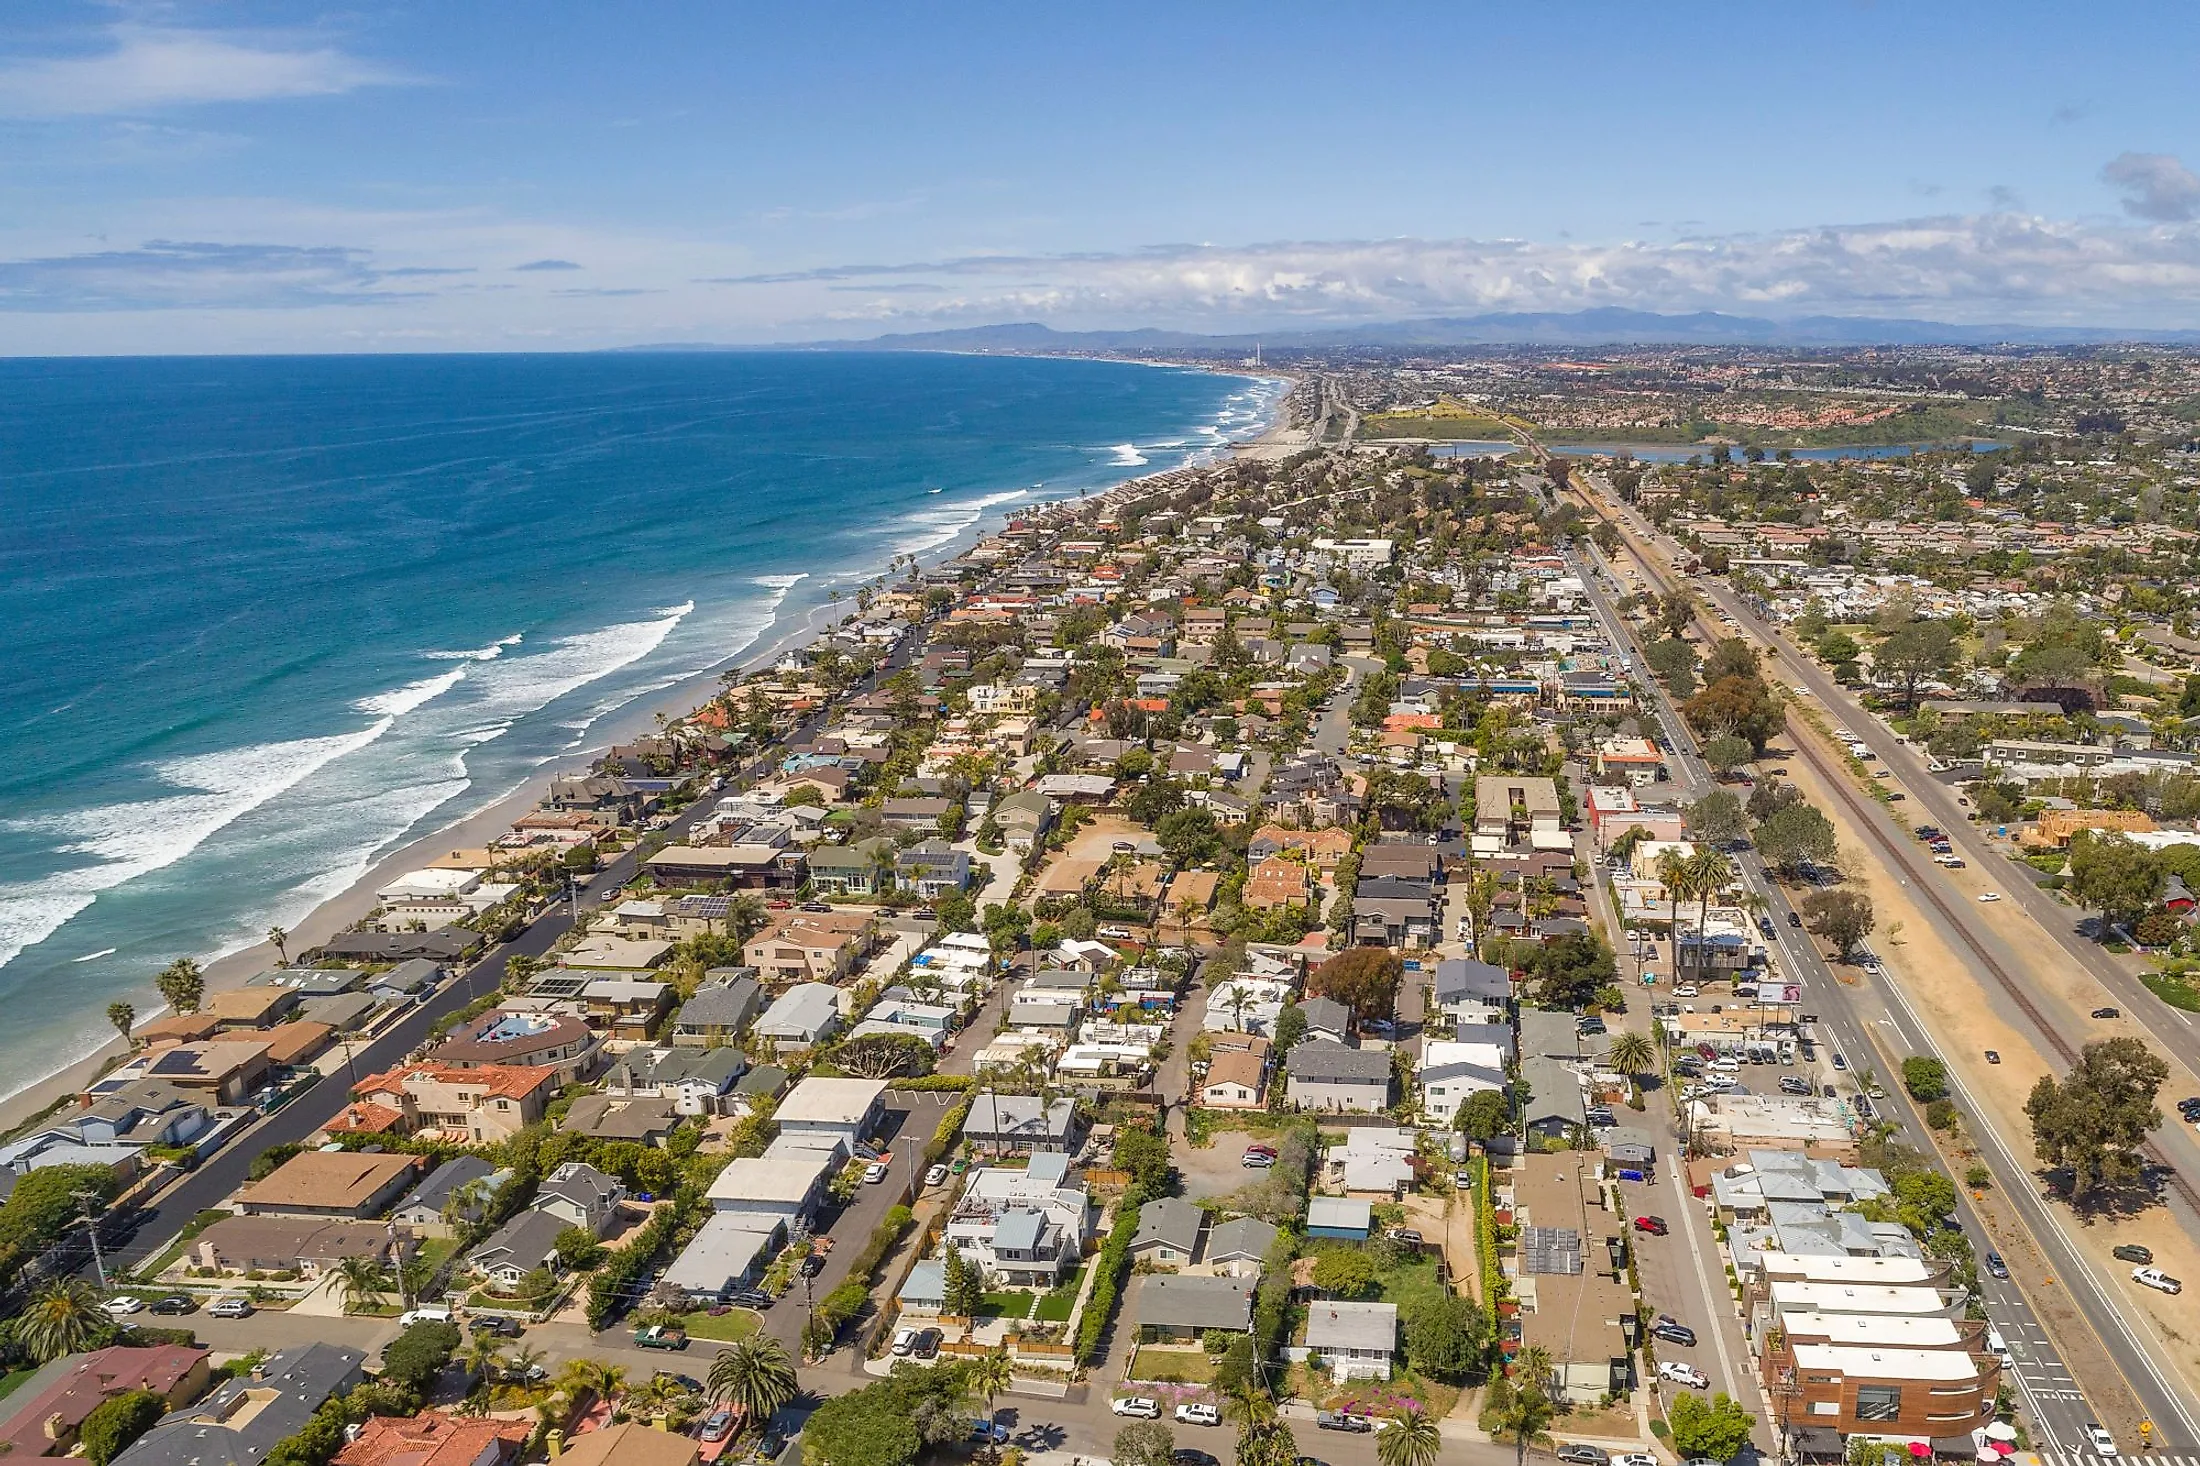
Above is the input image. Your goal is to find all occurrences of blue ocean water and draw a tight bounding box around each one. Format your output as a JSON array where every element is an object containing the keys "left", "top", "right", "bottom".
[{"left": 0, "top": 351, "right": 1280, "bottom": 1100}]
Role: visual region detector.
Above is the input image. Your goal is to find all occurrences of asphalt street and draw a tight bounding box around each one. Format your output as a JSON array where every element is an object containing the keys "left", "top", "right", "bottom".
[{"left": 1570, "top": 538, "right": 2139, "bottom": 1455}]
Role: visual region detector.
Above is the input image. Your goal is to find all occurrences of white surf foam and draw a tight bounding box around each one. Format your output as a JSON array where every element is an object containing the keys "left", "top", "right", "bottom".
[
  {"left": 754, "top": 573, "right": 808, "bottom": 590},
  {"left": 71, "top": 948, "right": 114, "bottom": 963},
  {"left": 423, "top": 634, "right": 521, "bottom": 661},
  {"left": 0, "top": 719, "right": 395, "bottom": 972},
  {"left": 459, "top": 604, "right": 693, "bottom": 728},
  {"left": 1107, "top": 443, "right": 1149, "bottom": 466},
  {"left": 354, "top": 666, "right": 468, "bottom": 719}
]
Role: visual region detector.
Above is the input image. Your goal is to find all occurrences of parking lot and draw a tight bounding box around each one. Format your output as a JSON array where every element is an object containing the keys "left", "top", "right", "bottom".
[{"left": 1175, "top": 1126, "right": 1273, "bottom": 1202}]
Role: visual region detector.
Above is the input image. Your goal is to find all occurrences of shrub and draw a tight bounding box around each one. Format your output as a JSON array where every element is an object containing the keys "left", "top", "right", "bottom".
[
  {"left": 1900, "top": 1057, "right": 1949, "bottom": 1102},
  {"left": 1077, "top": 1189, "right": 1145, "bottom": 1364},
  {"left": 1965, "top": 1164, "right": 1991, "bottom": 1189},
  {"left": 1925, "top": 1098, "right": 1958, "bottom": 1131},
  {"left": 79, "top": 1389, "right": 165, "bottom": 1466}
]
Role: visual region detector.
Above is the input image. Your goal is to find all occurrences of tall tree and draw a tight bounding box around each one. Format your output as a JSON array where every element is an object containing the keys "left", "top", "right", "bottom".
[
  {"left": 1668, "top": 1393, "right": 1757, "bottom": 1461},
  {"left": 15, "top": 1279, "right": 102, "bottom": 1362},
  {"left": 266, "top": 926, "right": 289, "bottom": 965},
  {"left": 1681, "top": 790, "right": 1747, "bottom": 846},
  {"left": 154, "top": 958, "right": 204, "bottom": 1015},
  {"left": 706, "top": 1336, "right": 799, "bottom": 1431},
  {"left": 2026, "top": 1037, "right": 2170, "bottom": 1204},
  {"left": 1377, "top": 1407, "right": 1442, "bottom": 1466},
  {"left": 1113, "top": 1421, "right": 1177, "bottom": 1466},
  {"left": 1875, "top": 620, "right": 1959, "bottom": 709},
  {"left": 2067, "top": 832, "right": 2166, "bottom": 933},
  {"left": 1800, "top": 889, "right": 1876, "bottom": 962},
  {"left": 1754, "top": 803, "right": 1837, "bottom": 876},
  {"left": 106, "top": 1003, "right": 135, "bottom": 1049},
  {"left": 1483, "top": 1375, "right": 1554, "bottom": 1466}
]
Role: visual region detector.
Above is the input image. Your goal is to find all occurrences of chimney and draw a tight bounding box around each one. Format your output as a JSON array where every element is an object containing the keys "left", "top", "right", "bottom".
[
  {"left": 43, "top": 1412, "right": 66, "bottom": 1441},
  {"left": 547, "top": 1428, "right": 565, "bottom": 1457}
]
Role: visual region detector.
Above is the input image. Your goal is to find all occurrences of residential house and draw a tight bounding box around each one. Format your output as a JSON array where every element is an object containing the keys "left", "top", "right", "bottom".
[
  {"left": 1296, "top": 997, "right": 1352, "bottom": 1045},
  {"left": 468, "top": 1209, "right": 570, "bottom": 1293},
  {"left": 1130, "top": 1197, "right": 1205, "bottom": 1268},
  {"left": 660, "top": 1211, "right": 785, "bottom": 1304},
  {"left": 962, "top": 1092, "right": 1082, "bottom": 1155},
  {"left": 602, "top": 1046, "right": 748, "bottom": 1116},
  {"left": 1204, "top": 1217, "right": 1279, "bottom": 1278},
  {"left": 1285, "top": 1041, "right": 1395, "bottom": 1113},
  {"left": 774, "top": 1076, "right": 886, "bottom": 1149},
  {"left": 752, "top": 983, "right": 843, "bottom": 1052},
  {"left": 1417, "top": 1041, "right": 1508, "bottom": 1126},
  {"left": 561, "top": 1095, "right": 680, "bottom": 1146},
  {"left": 533, "top": 1161, "right": 625, "bottom": 1237},
  {"left": 428, "top": 1010, "right": 600, "bottom": 1083},
  {"left": 1303, "top": 1301, "right": 1398, "bottom": 1382},
  {"left": 1138, "top": 1275, "right": 1255, "bottom": 1343},
  {"left": 236, "top": 1152, "right": 419, "bottom": 1220},
  {"left": 332, "top": 1414, "right": 531, "bottom": 1466},
  {"left": 0, "top": 1345, "right": 212, "bottom": 1461},
  {"left": 895, "top": 840, "right": 974, "bottom": 898},
  {"left": 743, "top": 912, "right": 874, "bottom": 986},
  {"left": 112, "top": 1344, "right": 365, "bottom": 1466},
  {"left": 669, "top": 969, "right": 765, "bottom": 1047},
  {"left": 1511, "top": 1153, "right": 1636, "bottom": 1404},
  {"left": 329, "top": 1062, "right": 557, "bottom": 1144},
  {"left": 1243, "top": 855, "right": 1313, "bottom": 912},
  {"left": 390, "top": 1155, "right": 503, "bottom": 1239},
  {"left": 190, "top": 1217, "right": 415, "bottom": 1277},
  {"left": 1200, "top": 1049, "right": 1268, "bottom": 1109},
  {"left": 942, "top": 1152, "right": 1093, "bottom": 1288}
]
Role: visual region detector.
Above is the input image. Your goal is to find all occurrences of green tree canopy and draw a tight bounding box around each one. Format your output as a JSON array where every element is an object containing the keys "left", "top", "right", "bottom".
[
  {"left": 79, "top": 1390, "right": 165, "bottom": 1466},
  {"left": 1755, "top": 802, "right": 1838, "bottom": 875},
  {"left": 1667, "top": 1392, "right": 1756, "bottom": 1461},
  {"left": 1307, "top": 947, "right": 1404, "bottom": 1022},
  {"left": 1682, "top": 790, "right": 1747, "bottom": 846},
  {"left": 379, "top": 1320, "right": 460, "bottom": 1393},
  {"left": 1310, "top": 1248, "right": 1379, "bottom": 1300},
  {"left": 2026, "top": 1037, "right": 2170, "bottom": 1204},
  {"left": 2067, "top": 831, "right": 2166, "bottom": 931},
  {"left": 1800, "top": 888, "right": 1875, "bottom": 962}
]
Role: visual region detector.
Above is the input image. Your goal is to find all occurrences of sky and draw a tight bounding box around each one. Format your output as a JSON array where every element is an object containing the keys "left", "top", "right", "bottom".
[{"left": 6, "top": 1, "right": 2200, "bottom": 352}]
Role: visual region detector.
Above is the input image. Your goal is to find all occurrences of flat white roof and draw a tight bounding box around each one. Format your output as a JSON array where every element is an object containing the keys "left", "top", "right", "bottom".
[
  {"left": 1780, "top": 1312, "right": 1963, "bottom": 1348},
  {"left": 1791, "top": 1343, "right": 1982, "bottom": 1381},
  {"left": 707, "top": 1148, "right": 836, "bottom": 1206},
  {"left": 775, "top": 1075, "right": 887, "bottom": 1128},
  {"left": 1759, "top": 1251, "right": 1936, "bottom": 1284},
  {"left": 1769, "top": 1281, "right": 1949, "bottom": 1316}
]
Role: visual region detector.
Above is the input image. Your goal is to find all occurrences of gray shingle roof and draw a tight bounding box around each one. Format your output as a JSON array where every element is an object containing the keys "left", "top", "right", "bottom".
[
  {"left": 1131, "top": 1197, "right": 1203, "bottom": 1256},
  {"left": 1286, "top": 1039, "right": 1391, "bottom": 1082},
  {"left": 1138, "top": 1274, "right": 1255, "bottom": 1332}
]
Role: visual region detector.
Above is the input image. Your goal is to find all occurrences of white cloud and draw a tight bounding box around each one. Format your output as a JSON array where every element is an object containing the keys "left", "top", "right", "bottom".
[
  {"left": 2101, "top": 152, "right": 2200, "bottom": 223},
  {"left": 0, "top": 26, "right": 407, "bottom": 119},
  {"left": 728, "top": 213, "right": 2200, "bottom": 330}
]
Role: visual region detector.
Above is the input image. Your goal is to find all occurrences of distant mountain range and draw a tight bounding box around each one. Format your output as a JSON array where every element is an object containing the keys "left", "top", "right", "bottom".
[{"left": 623, "top": 309, "right": 2200, "bottom": 352}]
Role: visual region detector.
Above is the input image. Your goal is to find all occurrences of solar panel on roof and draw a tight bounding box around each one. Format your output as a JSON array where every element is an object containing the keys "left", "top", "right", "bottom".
[{"left": 1520, "top": 1225, "right": 1584, "bottom": 1275}]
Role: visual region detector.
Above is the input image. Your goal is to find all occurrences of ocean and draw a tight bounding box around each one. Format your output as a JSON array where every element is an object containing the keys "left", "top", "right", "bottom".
[{"left": 0, "top": 351, "right": 1281, "bottom": 1102}]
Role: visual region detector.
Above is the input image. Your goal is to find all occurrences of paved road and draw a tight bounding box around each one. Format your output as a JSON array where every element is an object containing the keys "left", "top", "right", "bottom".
[{"left": 1572, "top": 516, "right": 2197, "bottom": 1452}]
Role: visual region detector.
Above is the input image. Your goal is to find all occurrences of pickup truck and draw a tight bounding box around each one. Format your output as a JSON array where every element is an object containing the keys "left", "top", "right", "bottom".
[
  {"left": 632, "top": 1325, "right": 690, "bottom": 1351},
  {"left": 1316, "top": 1411, "right": 1373, "bottom": 1433}
]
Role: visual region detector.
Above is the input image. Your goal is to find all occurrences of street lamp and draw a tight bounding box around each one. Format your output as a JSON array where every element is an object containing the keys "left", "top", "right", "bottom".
[{"left": 74, "top": 1190, "right": 109, "bottom": 1293}]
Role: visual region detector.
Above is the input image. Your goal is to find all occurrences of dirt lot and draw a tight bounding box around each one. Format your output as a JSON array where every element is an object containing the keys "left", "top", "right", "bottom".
[
  {"left": 1179, "top": 1126, "right": 1269, "bottom": 1201},
  {"left": 1779, "top": 720, "right": 2200, "bottom": 1417}
]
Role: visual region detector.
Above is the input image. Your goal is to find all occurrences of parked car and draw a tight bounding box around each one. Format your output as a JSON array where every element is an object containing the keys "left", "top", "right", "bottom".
[
  {"left": 1830, "top": 1053, "right": 1848, "bottom": 1071},
  {"left": 1241, "top": 1150, "right": 1275, "bottom": 1169},
  {"left": 1632, "top": 1215, "right": 1669, "bottom": 1236},
  {"left": 471, "top": 1316, "right": 523, "bottom": 1337},
  {"left": 149, "top": 1294, "right": 196, "bottom": 1315},
  {"left": 1557, "top": 1447, "right": 1610, "bottom": 1466},
  {"left": 1175, "top": 1403, "right": 1221, "bottom": 1426},
  {"left": 1978, "top": 892, "right": 2001, "bottom": 902},
  {"left": 399, "top": 1306, "right": 452, "bottom": 1327},
  {"left": 911, "top": 1328, "right": 942, "bottom": 1360},
  {"left": 2133, "top": 1266, "right": 2183, "bottom": 1295},
  {"left": 924, "top": 1164, "right": 949, "bottom": 1187},
  {"left": 1112, "top": 1397, "right": 1162, "bottom": 1419},
  {"left": 1985, "top": 1252, "right": 2008, "bottom": 1279},
  {"left": 891, "top": 1327, "right": 920, "bottom": 1356},
  {"left": 1657, "top": 1360, "right": 1709, "bottom": 1389},
  {"left": 101, "top": 1296, "right": 145, "bottom": 1316},
  {"left": 1314, "top": 1411, "right": 1372, "bottom": 1433},
  {"left": 971, "top": 1419, "right": 1012, "bottom": 1446},
  {"left": 729, "top": 1289, "right": 774, "bottom": 1309},
  {"left": 1650, "top": 1319, "right": 1697, "bottom": 1347},
  {"left": 1984, "top": 1050, "right": 2002, "bottom": 1064},
  {"left": 1614, "top": 1455, "right": 1660, "bottom": 1466},
  {"left": 208, "top": 1295, "right": 254, "bottom": 1318},
  {"left": 1171, "top": 1452, "right": 1219, "bottom": 1466},
  {"left": 2085, "top": 1423, "right": 2119, "bottom": 1457},
  {"left": 2114, "top": 1244, "right": 2154, "bottom": 1265},
  {"left": 701, "top": 1410, "right": 735, "bottom": 1443},
  {"left": 863, "top": 1162, "right": 890, "bottom": 1184}
]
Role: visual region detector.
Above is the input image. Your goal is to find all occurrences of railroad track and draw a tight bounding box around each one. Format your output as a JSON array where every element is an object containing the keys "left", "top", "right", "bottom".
[{"left": 1575, "top": 487, "right": 2200, "bottom": 1220}]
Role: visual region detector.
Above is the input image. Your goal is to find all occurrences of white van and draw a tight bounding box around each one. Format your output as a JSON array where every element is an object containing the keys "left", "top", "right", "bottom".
[
  {"left": 1986, "top": 1326, "right": 2011, "bottom": 1363},
  {"left": 397, "top": 1306, "right": 452, "bottom": 1327}
]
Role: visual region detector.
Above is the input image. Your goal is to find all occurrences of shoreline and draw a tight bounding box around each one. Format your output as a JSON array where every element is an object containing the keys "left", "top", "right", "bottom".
[{"left": 0, "top": 372, "right": 1297, "bottom": 1134}]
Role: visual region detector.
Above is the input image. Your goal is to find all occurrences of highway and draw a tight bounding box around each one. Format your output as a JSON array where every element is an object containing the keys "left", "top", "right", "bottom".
[
  {"left": 1565, "top": 537, "right": 2160, "bottom": 1456},
  {"left": 1572, "top": 484, "right": 2200, "bottom": 1446}
]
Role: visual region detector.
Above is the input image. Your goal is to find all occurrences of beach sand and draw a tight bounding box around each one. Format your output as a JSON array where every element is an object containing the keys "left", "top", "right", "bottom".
[{"left": 0, "top": 394, "right": 1299, "bottom": 1134}]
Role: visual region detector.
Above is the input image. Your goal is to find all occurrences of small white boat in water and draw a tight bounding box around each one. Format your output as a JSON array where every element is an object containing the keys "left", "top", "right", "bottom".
[{"left": 925, "top": 486, "right": 942, "bottom": 494}]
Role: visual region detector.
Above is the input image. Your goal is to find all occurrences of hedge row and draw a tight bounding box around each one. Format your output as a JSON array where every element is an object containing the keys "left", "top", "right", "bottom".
[
  {"left": 1075, "top": 1184, "right": 1148, "bottom": 1364},
  {"left": 889, "top": 1075, "right": 975, "bottom": 1092},
  {"left": 586, "top": 1194, "right": 691, "bottom": 1330},
  {"left": 1473, "top": 1153, "right": 1504, "bottom": 1305}
]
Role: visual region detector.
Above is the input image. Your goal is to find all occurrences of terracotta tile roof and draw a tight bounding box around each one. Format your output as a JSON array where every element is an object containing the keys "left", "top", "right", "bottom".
[
  {"left": 333, "top": 1411, "right": 530, "bottom": 1466},
  {"left": 327, "top": 1101, "right": 406, "bottom": 1135},
  {"left": 355, "top": 1062, "right": 558, "bottom": 1102}
]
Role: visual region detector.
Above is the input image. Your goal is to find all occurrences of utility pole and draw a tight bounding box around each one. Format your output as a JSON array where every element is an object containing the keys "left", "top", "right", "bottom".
[{"left": 74, "top": 1190, "right": 108, "bottom": 1293}]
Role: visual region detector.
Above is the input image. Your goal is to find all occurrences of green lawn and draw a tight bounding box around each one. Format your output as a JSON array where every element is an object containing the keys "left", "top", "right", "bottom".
[
  {"left": 979, "top": 1289, "right": 1034, "bottom": 1320},
  {"left": 2144, "top": 966, "right": 2200, "bottom": 1012},
  {"left": 0, "top": 1368, "right": 38, "bottom": 1403},
  {"left": 1033, "top": 1265, "right": 1088, "bottom": 1323},
  {"left": 1130, "top": 1346, "right": 1215, "bottom": 1384},
  {"left": 676, "top": 1308, "right": 763, "bottom": 1343}
]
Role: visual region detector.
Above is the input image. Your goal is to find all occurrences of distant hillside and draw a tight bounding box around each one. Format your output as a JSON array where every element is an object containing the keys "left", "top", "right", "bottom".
[{"left": 617, "top": 310, "right": 2200, "bottom": 352}]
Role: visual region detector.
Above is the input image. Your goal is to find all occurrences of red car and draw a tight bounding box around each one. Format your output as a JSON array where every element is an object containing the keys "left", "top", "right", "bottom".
[
  {"left": 1633, "top": 1215, "right": 1669, "bottom": 1236},
  {"left": 1244, "top": 1143, "right": 1279, "bottom": 1158}
]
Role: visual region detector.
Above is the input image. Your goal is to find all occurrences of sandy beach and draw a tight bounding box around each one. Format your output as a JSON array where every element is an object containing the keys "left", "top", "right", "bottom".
[{"left": 0, "top": 389, "right": 1298, "bottom": 1136}]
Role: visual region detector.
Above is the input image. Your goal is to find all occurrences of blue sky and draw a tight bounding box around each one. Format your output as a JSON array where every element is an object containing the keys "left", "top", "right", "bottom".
[{"left": 5, "top": 1, "right": 2200, "bottom": 350}]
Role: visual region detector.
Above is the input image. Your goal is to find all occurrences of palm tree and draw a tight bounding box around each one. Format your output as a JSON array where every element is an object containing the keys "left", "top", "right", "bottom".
[
  {"left": 17, "top": 1279, "right": 102, "bottom": 1362},
  {"left": 1484, "top": 1374, "right": 1555, "bottom": 1466},
  {"left": 1216, "top": 984, "right": 1251, "bottom": 1033},
  {"left": 335, "top": 1256, "right": 389, "bottom": 1314},
  {"left": 725, "top": 893, "right": 769, "bottom": 945},
  {"left": 1513, "top": 1344, "right": 1555, "bottom": 1396},
  {"left": 1606, "top": 1031, "right": 1658, "bottom": 1099},
  {"left": 1682, "top": 847, "right": 1736, "bottom": 982},
  {"left": 707, "top": 1336, "right": 799, "bottom": 1432},
  {"left": 503, "top": 1343, "right": 547, "bottom": 1385},
  {"left": 106, "top": 1002, "right": 135, "bottom": 1049},
  {"left": 1376, "top": 1406, "right": 1441, "bottom": 1466},
  {"left": 154, "top": 957, "right": 204, "bottom": 1015},
  {"left": 556, "top": 1358, "right": 627, "bottom": 1407},
  {"left": 461, "top": 1332, "right": 503, "bottom": 1382},
  {"left": 267, "top": 926, "right": 289, "bottom": 965},
  {"left": 966, "top": 1346, "right": 1013, "bottom": 1457}
]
